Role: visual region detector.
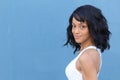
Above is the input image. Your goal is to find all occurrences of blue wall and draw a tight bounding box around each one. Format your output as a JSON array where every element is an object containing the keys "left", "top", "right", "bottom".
[{"left": 0, "top": 0, "right": 120, "bottom": 80}]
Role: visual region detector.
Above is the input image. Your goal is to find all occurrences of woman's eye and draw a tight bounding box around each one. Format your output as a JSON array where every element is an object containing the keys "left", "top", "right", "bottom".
[
  {"left": 80, "top": 25, "right": 86, "bottom": 29},
  {"left": 72, "top": 24, "right": 76, "bottom": 28},
  {"left": 73, "top": 25, "right": 75, "bottom": 28}
]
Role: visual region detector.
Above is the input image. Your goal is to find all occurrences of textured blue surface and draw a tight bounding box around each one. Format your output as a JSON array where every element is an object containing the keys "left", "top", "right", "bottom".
[{"left": 0, "top": 0, "right": 119, "bottom": 80}]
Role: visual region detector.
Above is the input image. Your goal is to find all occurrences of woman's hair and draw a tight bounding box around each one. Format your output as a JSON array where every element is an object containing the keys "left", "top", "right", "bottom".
[{"left": 64, "top": 5, "right": 111, "bottom": 53}]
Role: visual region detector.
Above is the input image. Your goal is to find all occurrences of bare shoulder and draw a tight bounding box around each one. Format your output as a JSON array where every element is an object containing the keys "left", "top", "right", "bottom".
[
  {"left": 78, "top": 49, "right": 100, "bottom": 73},
  {"left": 79, "top": 49, "right": 100, "bottom": 63}
]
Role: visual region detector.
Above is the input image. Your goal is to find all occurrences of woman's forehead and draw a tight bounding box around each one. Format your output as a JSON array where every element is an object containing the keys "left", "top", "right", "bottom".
[{"left": 72, "top": 17, "right": 87, "bottom": 25}]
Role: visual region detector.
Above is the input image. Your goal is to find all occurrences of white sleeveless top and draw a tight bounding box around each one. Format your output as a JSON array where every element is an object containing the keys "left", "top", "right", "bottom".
[{"left": 65, "top": 46, "right": 102, "bottom": 80}]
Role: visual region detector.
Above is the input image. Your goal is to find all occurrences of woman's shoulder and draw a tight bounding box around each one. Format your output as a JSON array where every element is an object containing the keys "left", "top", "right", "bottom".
[
  {"left": 79, "top": 49, "right": 100, "bottom": 65},
  {"left": 78, "top": 48, "right": 101, "bottom": 75}
]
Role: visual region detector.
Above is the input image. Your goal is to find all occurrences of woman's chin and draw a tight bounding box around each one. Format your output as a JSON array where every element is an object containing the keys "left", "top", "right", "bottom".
[{"left": 75, "top": 40, "right": 81, "bottom": 44}]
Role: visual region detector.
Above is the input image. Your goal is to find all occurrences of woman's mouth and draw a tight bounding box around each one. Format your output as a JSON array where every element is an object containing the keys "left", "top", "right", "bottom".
[{"left": 74, "top": 35, "right": 81, "bottom": 39}]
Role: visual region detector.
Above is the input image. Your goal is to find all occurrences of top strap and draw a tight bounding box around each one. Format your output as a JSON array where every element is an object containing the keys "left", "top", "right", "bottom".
[{"left": 77, "top": 46, "right": 101, "bottom": 58}]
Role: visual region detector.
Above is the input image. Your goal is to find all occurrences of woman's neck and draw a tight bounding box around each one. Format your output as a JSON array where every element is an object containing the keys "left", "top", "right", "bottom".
[{"left": 80, "top": 41, "right": 95, "bottom": 51}]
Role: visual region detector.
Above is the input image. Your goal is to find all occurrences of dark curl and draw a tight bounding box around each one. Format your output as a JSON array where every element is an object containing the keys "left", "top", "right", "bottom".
[{"left": 64, "top": 5, "right": 111, "bottom": 53}]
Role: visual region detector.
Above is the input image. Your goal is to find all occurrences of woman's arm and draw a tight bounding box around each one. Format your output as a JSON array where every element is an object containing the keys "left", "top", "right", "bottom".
[{"left": 78, "top": 49, "right": 100, "bottom": 80}]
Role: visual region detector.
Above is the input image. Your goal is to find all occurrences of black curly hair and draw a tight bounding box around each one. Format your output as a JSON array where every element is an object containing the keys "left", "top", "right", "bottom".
[{"left": 64, "top": 5, "right": 111, "bottom": 53}]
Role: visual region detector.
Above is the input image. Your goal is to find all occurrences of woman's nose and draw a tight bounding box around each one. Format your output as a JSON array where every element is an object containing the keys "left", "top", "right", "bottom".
[{"left": 74, "top": 27, "right": 79, "bottom": 34}]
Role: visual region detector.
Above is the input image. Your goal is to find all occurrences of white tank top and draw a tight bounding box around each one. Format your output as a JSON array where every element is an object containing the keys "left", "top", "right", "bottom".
[{"left": 65, "top": 46, "right": 102, "bottom": 80}]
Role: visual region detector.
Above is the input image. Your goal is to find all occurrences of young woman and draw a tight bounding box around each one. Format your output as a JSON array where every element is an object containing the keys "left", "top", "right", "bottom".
[{"left": 65, "top": 5, "right": 111, "bottom": 80}]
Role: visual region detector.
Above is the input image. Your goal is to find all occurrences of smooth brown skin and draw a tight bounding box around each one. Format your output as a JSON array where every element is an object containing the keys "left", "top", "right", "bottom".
[{"left": 72, "top": 17, "right": 101, "bottom": 80}]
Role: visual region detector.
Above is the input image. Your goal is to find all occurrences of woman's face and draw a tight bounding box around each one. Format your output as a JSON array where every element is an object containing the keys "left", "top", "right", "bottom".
[{"left": 72, "top": 17, "right": 92, "bottom": 44}]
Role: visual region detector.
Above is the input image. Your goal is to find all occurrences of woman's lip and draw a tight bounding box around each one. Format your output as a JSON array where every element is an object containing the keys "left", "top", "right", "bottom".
[{"left": 74, "top": 36, "right": 81, "bottom": 39}]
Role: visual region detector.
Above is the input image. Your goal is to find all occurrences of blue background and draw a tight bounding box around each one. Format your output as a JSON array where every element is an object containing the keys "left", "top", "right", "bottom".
[{"left": 0, "top": 0, "right": 119, "bottom": 80}]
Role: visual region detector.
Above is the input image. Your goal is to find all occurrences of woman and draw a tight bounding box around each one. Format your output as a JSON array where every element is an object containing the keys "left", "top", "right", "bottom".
[{"left": 65, "top": 5, "right": 111, "bottom": 80}]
